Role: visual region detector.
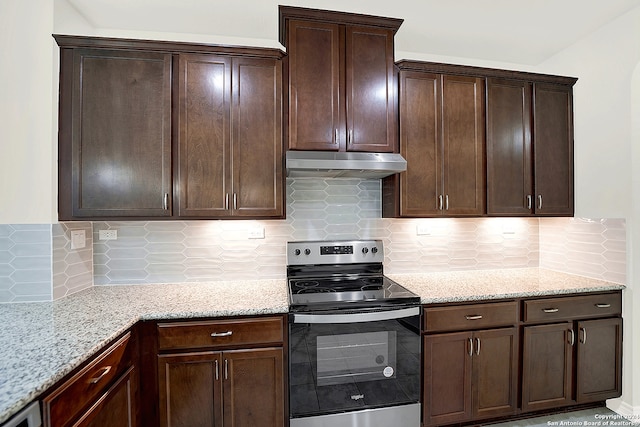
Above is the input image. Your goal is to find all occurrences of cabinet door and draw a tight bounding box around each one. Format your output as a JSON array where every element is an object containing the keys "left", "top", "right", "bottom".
[
  {"left": 286, "top": 20, "right": 341, "bottom": 150},
  {"left": 442, "top": 75, "right": 485, "bottom": 215},
  {"left": 522, "top": 322, "right": 573, "bottom": 412},
  {"left": 73, "top": 367, "right": 136, "bottom": 427},
  {"left": 486, "top": 78, "right": 533, "bottom": 215},
  {"left": 346, "top": 25, "right": 396, "bottom": 152},
  {"left": 232, "top": 57, "right": 284, "bottom": 217},
  {"left": 399, "top": 71, "right": 441, "bottom": 216},
  {"left": 423, "top": 332, "right": 472, "bottom": 426},
  {"left": 176, "top": 54, "right": 232, "bottom": 218},
  {"left": 64, "top": 49, "right": 172, "bottom": 219},
  {"left": 223, "top": 348, "right": 284, "bottom": 427},
  {"left": 158, "top": 352, "right": 223, "bottom": 427},
  {"left": 576, "top": 318, "right": 622, "bottom": 403},
  {"left": 533, "top": 83, "right": 574, "bottom": 216},
  {"left": 473, "top": 328, "right": 518, "bottom": 420}
]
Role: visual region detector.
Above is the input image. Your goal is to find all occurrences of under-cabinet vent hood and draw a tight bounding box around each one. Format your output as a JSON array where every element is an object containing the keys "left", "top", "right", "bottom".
[{"left": 286, "top": 151, "right": 407, "bottom": 179}]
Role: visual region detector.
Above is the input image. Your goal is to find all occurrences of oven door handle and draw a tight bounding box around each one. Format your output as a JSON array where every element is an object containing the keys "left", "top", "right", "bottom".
[{"left": 291, "top": 307, "right": 420, "bottom": 324}]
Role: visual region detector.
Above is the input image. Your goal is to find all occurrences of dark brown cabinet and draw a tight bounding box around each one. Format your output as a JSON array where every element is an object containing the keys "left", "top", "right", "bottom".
[
  {"left": 384, "top": 64, "right": 484, "bottom": 217},
  {"left": 422, "top": 302, "right": 519, "bottom": 426},
  {"left": 521, "top": 292, "right": 622, "bottom": 412},
  {"left": 57, "top": 47, "right": 173, "bottom": 219},
  {"left": 55, "top": 36, "right": 284, "bottom": 220},
  {"left": 279, "top": 6, "right": 401, "bottom": 152},
  {"left": 42, "top": 332, "right": 137, "bottom": 427},
  {"left": 156, "top": 316, "right": 286, "bottom": 427},
  {"left": 487, "top": 78, "right": 575, "bottom": 216},
  {"left": 176, "top": 54, "right": 283, "bottom": 218}
]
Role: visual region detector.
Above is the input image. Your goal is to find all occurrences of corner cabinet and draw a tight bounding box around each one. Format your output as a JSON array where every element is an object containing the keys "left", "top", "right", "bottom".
[
  {"left": 155, "top": 316, "right": 286, "bottom": 427},
  {"left": 55, "top": 35, "right": 284, "bottom": 220},
  {"left": 279, "top": 6, "right": 401, "bottom": 152},
  {"left": 486, "top": 78, "right": 575, "bottom": 216},
  {"left": 383, "top": 63, "right": 485, "bottom": 217}
]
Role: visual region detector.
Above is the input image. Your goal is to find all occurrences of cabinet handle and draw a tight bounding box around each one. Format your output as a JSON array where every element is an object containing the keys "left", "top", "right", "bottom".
[
  {"left": 87, "top": 366, "right": 112, "bottom": 384},
  {"left": 465, "top": 315, "right": 483, "bottom": 320},
  {"left": 224, "top": 359, "right": 229, "bottom": 380},
  {"left": 334, "top": 129, "right": 338, "bottom": 144},
  {"left": 211, "top": 331, "right": 233, "bottom": 338},
  {"left": 568, "top": 329, "right": 575, "bottom": 346},
  {"left": 475, "top": 337, "right": 481, "bottom": 356},
  {"left": 163, "top": 193, "right": 169, "bottom": 210},
  {"left": 538, "top": 195, "right": 543, "bottom": 209},
  {"left": 225, "top": 193, "right": 229, "bottom": 210},
  {"left": 445, "top": 194, "right": 449, "bottom": 210},
  {"left": 438, "top": 195, "right": 443, "bottom": 210},
  {"left": 526, "top": 195, "right": 532, "bottom": 210},
  {"left": 348, "top": 129, "right": 353, "bottom": 145},
  {"left": 468, "top": 338, "right": 473, "bottom": 356},
  {"left": 542, "top": 308, "right": 559, "bottom": 313},
  {"left": 233, "top": 193, "right": 237, "bottom": 210},
  {"left": 215, "top": 359, "right": 219, "bottom": 381},
  {"left": 580, "top": 327, "right": 587, "bottom": 344},
  {"left": 595, "top": 303, "right": 611, "bottom": 308}
]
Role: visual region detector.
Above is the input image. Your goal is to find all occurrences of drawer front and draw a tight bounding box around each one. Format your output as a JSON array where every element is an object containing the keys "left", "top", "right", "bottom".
[
  {"left": 523, "top": 292, "right": 621, "bottom": 323},
  {"left": 43, "top": 332, "right": 132, "bottom": 427},
  {"left": 424, "top": 301, "right": 518, "bottom": 332},
  {"left": 157, "top": 316, "right": 284, "bottom": 351}
]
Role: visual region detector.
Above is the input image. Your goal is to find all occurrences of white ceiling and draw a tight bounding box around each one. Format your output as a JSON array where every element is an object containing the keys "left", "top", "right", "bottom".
[{"left": 67, "top": 0, "right": 640, "bottom": 65}]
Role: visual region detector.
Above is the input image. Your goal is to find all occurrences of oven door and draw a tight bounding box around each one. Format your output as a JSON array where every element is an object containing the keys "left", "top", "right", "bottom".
[{"left": 289, "top": 307, "right": 421, "bottom": 425}]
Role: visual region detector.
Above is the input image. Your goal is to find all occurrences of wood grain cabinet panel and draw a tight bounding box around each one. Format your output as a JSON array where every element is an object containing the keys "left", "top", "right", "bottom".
[
  {"left": 487, "top": 78, "right": 574, "bottom": 216},
  {"left": 384, "top": 66, "right": 485, "bottom": 217},
  {"left": 280, "top": 6, "right": 401, "bottom": 152}
]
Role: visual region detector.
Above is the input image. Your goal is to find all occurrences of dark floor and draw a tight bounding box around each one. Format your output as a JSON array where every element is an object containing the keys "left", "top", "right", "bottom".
[{"left": 485, "top": 407, "right": 632, "bottom": 426}]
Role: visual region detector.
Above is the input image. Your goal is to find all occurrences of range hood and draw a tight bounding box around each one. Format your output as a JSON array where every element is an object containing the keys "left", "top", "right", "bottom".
[{"left": 286, "top": 151, "right": 407, "bottom": 179}]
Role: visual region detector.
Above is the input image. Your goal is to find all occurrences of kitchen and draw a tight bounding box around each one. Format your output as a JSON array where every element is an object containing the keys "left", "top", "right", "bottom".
[{"left": 1, "top": 0, "right": 639, "bottom": 426}]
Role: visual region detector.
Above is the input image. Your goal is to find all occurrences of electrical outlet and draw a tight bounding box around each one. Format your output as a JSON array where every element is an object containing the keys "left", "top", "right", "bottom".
[
  {"left": 99, "top": 229, "right": 118, "bottom": 240},
  {"left": 70, "top": 230, "right": 86, "bottom": 249},
  {"left": 416, "top": 224, "right": 431, "bottom": 236},
  {"left": 247, "top": 227, "right": 265, "bottom": 239}
]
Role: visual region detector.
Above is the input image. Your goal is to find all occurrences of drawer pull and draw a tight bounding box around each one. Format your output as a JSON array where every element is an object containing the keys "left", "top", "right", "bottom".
[
  {"left": 211, "top": 331, "right": 233, "bottom": 338},
  {"left": 595, "top": 303, "right": 611, "bottom": 308},
  {"left": 465, "top": 315, "right": 483, "bottom": 320},
  {"left": 87, "top": 366, "right": 112, "bottom": 384},
  {"left": 542, "top": 308, "right": 559, "bottom": 313}
]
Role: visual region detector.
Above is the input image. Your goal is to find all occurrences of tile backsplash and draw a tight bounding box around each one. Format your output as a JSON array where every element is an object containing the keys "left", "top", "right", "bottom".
[{"left": 0, "top": 178, "right": 628, "bottom": 302}]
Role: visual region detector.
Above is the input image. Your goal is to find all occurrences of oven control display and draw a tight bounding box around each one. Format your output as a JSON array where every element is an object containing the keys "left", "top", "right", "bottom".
[{"left": 320, "top": 245, "right": 353, "bottom": 255}]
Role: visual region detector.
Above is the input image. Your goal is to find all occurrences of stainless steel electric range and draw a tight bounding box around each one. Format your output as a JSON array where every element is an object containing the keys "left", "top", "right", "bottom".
[{"left": 287, "top": 240, "right": 422, "bottom": 427}]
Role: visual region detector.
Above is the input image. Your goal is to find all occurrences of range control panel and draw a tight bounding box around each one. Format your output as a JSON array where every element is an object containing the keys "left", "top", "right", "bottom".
[{"left": 287, "top": 240, "right": 384, "bottom": 265}]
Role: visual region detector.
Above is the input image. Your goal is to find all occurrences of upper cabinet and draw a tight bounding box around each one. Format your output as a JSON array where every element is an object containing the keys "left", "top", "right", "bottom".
[
  {"left": 279, "top": 6, "right": 402, "bottom": 152},
  {"left": 487, "top": 77, "right": 575, "bottom": 216},
  {"left": 55, "top": 36, "right": 284, "bottom": 220},
  {"left": 383, "top": 62, "right": 485, "bottom": 217}
]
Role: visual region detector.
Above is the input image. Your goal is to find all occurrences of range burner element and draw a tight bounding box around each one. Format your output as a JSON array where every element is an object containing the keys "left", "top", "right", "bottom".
[{"left": 286, "top": 240, "right": 420, "bottom": 311}]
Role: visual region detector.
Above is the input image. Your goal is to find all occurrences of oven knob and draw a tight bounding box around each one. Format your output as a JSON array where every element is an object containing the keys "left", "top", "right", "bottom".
[
  {"left": 294, "top": 249, "right": 301, "bottom": 256},
  {"left": 362, "top": 247, "right": 369, "bottom": 254},
  {"left": 304, "top": 248, "right": 311, "bottom": 255},
  {"left": 371, "top": 247, "right": 378, "bottom": 254}
]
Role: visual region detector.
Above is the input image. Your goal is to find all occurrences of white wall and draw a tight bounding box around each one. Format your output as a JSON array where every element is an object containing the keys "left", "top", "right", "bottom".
[{"left": 0, "top": 1, "right": 56, "bottom": 223}]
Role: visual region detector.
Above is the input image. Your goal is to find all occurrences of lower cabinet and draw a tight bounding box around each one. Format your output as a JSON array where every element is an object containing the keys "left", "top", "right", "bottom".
[
  {"left": 42, "top": 331, "right": 137, "bottom": 427},
  {"left": 155, "top": 316, "right": 286, "bottom": 427},
  {"left": 422, "top": 302, "right": 519, "bottom": 426}
]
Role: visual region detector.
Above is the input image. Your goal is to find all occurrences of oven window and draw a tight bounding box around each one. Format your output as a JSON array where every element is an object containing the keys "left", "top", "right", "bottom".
[{"left": 289, "top": 316, "right": 420, "bottom": 418}]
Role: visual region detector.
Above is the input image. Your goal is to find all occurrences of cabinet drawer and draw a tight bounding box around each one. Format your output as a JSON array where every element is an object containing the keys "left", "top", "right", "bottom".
[
  {"left": 424, "top": 301, "right": 518, "bottom": 332},
  {"left": 43, "top": 332, "right": 132, "bottom": 427},
  {"left": 523, "top": 292, "right": 621, "bottom": 323},
  {"left": 157, "top": 316, "right": 284, "bottom": 351}
]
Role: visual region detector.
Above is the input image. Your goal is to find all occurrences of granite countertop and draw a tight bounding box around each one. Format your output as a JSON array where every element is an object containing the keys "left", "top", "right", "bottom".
[{"left": 0, "top": 268, "right": 625, "bottom": 424}]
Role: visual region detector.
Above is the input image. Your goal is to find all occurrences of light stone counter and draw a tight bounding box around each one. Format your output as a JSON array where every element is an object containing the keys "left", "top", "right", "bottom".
[
  {"left": 0, "top": 269, "right": 626, "bottom": 424},
  {"left": 0, "top": 280, "right": 288, "bottom": 425},
  {"left": 388, "top": 268, "right": 625, "bottom": 304}
]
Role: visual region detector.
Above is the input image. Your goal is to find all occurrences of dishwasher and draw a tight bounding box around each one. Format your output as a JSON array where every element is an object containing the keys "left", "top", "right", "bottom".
[{"left": 1, "top": 402, "right": 41, "bottom": 427}]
